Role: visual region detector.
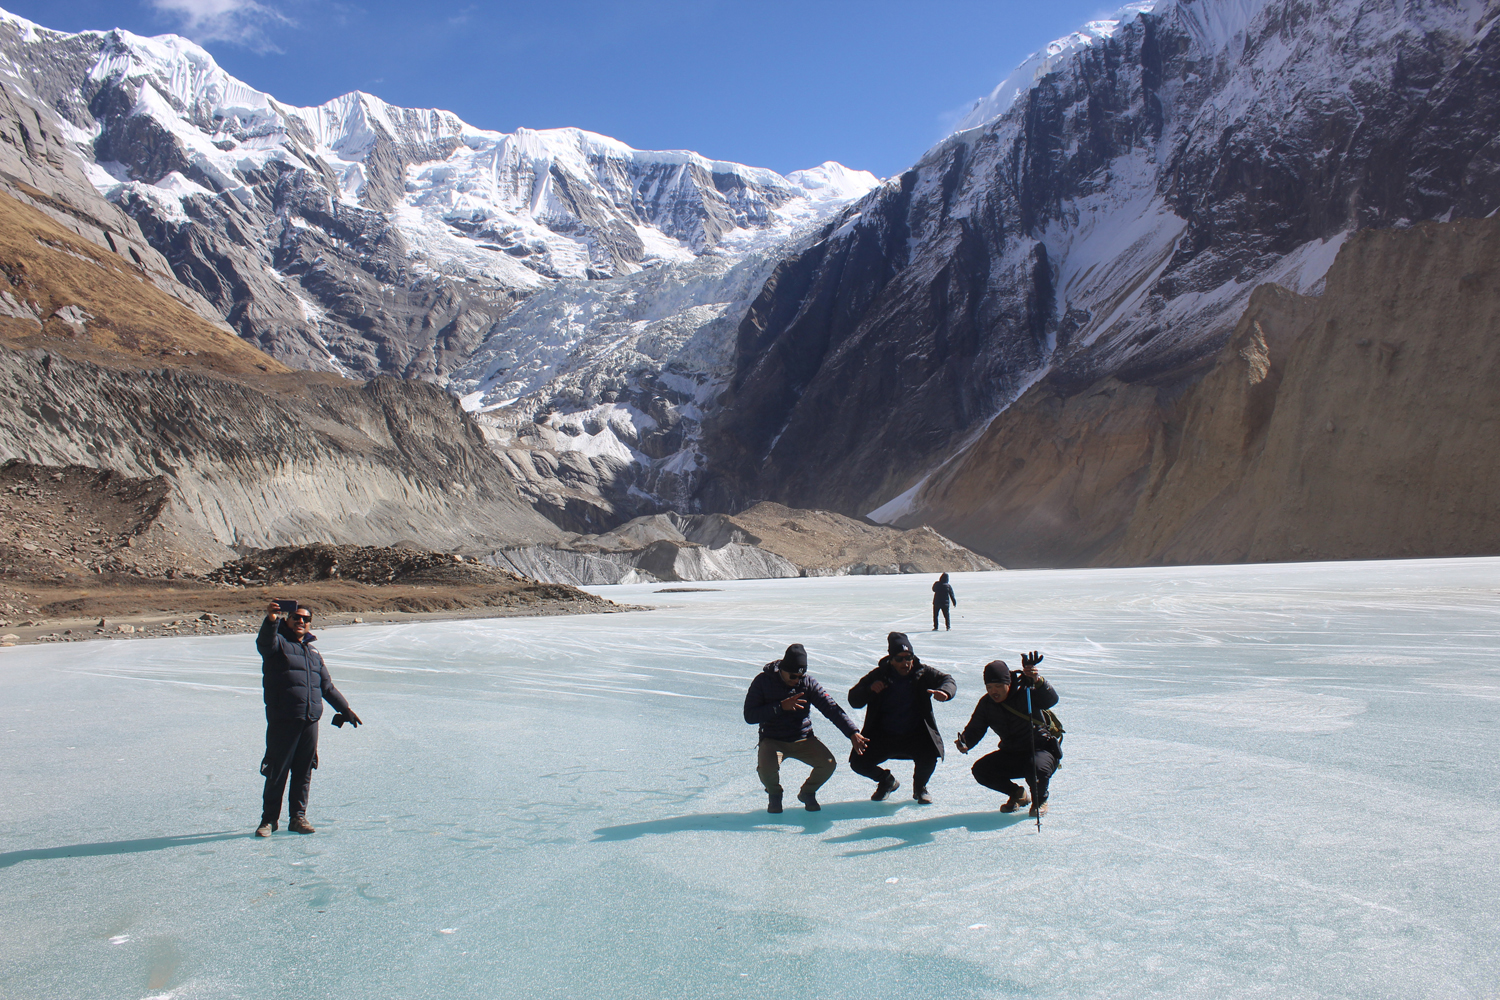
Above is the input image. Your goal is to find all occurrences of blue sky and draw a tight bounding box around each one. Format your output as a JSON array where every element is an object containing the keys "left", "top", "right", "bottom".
[{"left": 10, "top": 1, "right": 1126, "bottom": 178}]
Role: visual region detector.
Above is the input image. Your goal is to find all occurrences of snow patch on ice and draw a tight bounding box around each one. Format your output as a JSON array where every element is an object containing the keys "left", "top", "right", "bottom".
[{"left": 1133, "top": 689, "right": 1366, "bottom": 732}]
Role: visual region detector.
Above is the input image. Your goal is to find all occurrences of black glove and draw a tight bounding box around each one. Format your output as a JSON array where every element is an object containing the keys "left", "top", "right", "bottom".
[
  {"left": 331, "top": 710, "right": 362, "bottom": 728},
  {"left": 1021, "top": 651, "right": 1044, "bottom": 670}
]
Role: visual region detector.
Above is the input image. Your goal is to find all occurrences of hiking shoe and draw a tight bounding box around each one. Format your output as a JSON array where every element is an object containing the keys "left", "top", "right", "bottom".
[
  {"left": 768, "top": 791, "right": 783, "bottom": 814},
  {"left": 913, "top": 789, "right": 933, "bottom": 805},
  {"left": 255, "top": 821, "right": 273, "bottom": 838},
  {"left": 1029, "top": 800, "right": 1048, "bottom": 819},
  {"left": 796, "top": 790, "right": 821, "bottom": 812},
  {"left": 870, "top": 774, "right": 900, "bottom": 801},
  {"left": 1000, "top": 791, "right": 1031, "bottom": 813},
  {"left": 288, "top": 816, "right": 316, "bottom": 834}
]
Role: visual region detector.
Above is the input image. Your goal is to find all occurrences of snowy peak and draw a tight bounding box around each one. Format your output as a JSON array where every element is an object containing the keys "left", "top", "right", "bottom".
[
  {"left": 1, "top": 6, "right": 875, "bottom": 282},
  {"left": 953, "top": 1, "right": 1159, "bottom": 133},
  {"left": 0, "top": 4, "right": 878, "bottom": 385}
]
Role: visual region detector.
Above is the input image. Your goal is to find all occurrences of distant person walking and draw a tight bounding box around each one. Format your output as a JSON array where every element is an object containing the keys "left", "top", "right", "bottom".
[
  {"left": 847, "top": 632, "right": 956, "bottom": 804},
  {"left": 743, "top": 643, "right": 868, "bottom": 813},
  {"left": 932, "top": 573, "right": 957, "bottom": 630},
  {"left": 954, "top": 652, "right": 1060, "bottom": 817},
  {"left": 256, "top": 601, "right": 361, "bottom": 837}
]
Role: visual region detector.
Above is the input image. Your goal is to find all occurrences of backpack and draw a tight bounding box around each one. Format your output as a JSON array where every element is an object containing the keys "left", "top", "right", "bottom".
[{"left": 1002, "top": 701, "right": 1065, "bottom": 759}]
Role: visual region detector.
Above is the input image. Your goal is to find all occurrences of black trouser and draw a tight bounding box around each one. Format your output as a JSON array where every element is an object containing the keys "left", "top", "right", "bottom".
[
  {"left": 262, "top": 719, "right": 318, "bottom": 824},
  {"left": 850, "top": 731, "right": 938, "bottom": 793},
  {"left": 971, "top": 747, "right": 1056, "bottom": 802},
  {"left": 933, "top": 604, "right": 950, "bottom": 629}
]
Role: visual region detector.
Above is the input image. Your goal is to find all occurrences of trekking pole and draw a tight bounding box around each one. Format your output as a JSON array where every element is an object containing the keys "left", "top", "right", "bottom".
[{"left": 1026, "top": 682, "right": 1040, "bottom": 832}]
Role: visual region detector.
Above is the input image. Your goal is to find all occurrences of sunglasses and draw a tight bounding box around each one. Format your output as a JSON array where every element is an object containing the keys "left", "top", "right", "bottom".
[
  {"left": 781, "top": 669, "right": 806, "bottom": 680},
  {"left": 892, "top": 654, "right": 914, "bottom": 662},
  {"left": 290, "top": 614, "right": 312, "bottom": 622}
]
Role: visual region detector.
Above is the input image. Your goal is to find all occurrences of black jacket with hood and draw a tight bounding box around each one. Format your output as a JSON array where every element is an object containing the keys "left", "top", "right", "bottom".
[
  {"left": 848, "top": 657, "right": 956, "bottom": 757},
  {"left": 848, "top": 631, "right": 956, "bottom": 757},
  {"left": 932, "top": 574, "right": 957, "bottom": 608},
  {"left": 257, "top": 616, "right": 351, "bottom": 724}
]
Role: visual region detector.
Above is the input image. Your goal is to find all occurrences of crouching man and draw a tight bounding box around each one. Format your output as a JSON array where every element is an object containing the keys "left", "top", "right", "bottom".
[
  {"left": 743, "top": 643, "right": 868, "bottom": 813},
  {"left": 847, "top": 632, "right": 956, "bottom": 804},
  {"left": 256, "top": 601, "right": 361, "bottom": 837},
  {"left": 954, "top": 652, "right": 1060, "bottom": 817}
]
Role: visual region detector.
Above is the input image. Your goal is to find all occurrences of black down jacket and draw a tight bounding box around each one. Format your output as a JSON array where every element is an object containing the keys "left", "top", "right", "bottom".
[
  {"left": 848, "top": 656, "right": 957, "bottom": 757},
  {"left": 257, "top": 617, "right": 351, "bottom": 723}
]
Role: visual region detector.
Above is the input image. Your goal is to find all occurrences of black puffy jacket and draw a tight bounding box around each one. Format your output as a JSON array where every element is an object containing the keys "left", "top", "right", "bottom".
[
  {"left": 848, "top": 657, "right": 957, "bottom": 757},
  {"left": 257, "top": 617, "right": 351, "bottom": 723}
]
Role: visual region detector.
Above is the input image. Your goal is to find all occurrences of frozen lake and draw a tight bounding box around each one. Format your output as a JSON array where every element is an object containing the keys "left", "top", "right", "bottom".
[{"left": 3, "top": 558, "right": 1498, "bottom": 999}]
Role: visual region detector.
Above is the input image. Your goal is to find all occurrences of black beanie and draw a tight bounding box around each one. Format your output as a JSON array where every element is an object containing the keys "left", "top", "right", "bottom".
[
  {"left": 782, "top": 643, "right": 808, "bottom": 671},
  {"left": 887, "top": 632, "right": 914, "bottom": 657},
  {"left": 982, "top": 660, "right": 1010, "bottom": 685}
]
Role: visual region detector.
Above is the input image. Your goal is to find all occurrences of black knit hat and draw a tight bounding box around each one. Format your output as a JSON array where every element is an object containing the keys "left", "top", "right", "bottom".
[
  {"left": 887, "top": 632, "right": 914, "bottom": 657},
  {"left": 982, "top": 660, "right": 1010, "bottom": 685},
  {"left": 781, "top": 643, "right": 808, "bottom": 672}
]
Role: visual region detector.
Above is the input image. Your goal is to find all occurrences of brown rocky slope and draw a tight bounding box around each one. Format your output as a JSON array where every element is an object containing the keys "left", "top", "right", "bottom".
[{"left": 899, "top": 216, "right": 1500, "bottom": 567}]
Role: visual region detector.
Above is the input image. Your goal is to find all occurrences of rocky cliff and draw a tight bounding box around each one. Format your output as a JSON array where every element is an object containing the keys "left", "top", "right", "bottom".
[
  {"left": 0, "top": 345, "right": 563, "bottom": 568},
  {"left": 901, "top": 215, "right": 1500, "bottom": 566},
  {"left": 696, "top": 0, "right": 1500, "bottom": 523},
  {"left": 0, "top": 73, "right": 230, "bottom": 328}
]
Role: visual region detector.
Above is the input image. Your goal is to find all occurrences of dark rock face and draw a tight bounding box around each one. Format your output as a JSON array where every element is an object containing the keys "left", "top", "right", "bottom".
[{"left": 697, "top": 0, "right": 1500, "bottom": 518}]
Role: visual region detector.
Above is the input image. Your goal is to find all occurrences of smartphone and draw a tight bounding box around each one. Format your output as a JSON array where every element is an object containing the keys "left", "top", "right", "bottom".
[{"left": 276, "top": 599, "right": 299, "bottom": 615}]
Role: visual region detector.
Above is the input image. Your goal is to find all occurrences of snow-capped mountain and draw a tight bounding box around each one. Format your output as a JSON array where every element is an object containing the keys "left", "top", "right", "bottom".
[
  {"left": 9, "top": 0, "right": 1500, "bottom": 553},
  {"left": 0, "top": 9, "right": 875, "bottom": 380},
  {"left": 695, "top": 0, "right": 1500, "bottom": 521}
]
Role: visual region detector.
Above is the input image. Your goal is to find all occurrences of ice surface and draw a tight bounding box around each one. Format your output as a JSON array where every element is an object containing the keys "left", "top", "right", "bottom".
[{"left": 3, "top": 558, "right": 1498, "bottom": 999}]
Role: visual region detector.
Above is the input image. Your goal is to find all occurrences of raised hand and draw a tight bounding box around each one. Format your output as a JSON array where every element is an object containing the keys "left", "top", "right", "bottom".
[
  {"left": 1021, "top": 650, "right": 1044, "bottom": 679},
  {"left": 266, "top": 600, "right": 282, "bottom": 620},
  {"left": 780, "top": 691, "right": 807, "bottom": 712},
  {"left": 869, "top": 679, "right": 887, "bottom": 694}
]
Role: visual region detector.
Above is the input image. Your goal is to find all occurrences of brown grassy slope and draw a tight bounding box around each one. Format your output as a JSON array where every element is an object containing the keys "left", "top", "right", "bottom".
[
  {"left": 903, "top": 216, "right": 1500, "bottom": 567},
  {"left": 1112, "top": 219, "right": 1500, "bottom": 564},
  {"left": 0, "top": 189, "right": 287, "bottom": 376}
]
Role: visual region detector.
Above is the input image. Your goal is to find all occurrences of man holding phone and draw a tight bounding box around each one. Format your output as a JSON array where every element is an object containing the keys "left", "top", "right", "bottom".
[{"left": 256, "top": 600, "right": 361, "bottom": 837}]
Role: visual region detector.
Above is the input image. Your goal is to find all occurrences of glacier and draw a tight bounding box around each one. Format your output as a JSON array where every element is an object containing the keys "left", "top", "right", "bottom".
[{"left": 2, "top": 558, "right": 1497, "bottom": 998}]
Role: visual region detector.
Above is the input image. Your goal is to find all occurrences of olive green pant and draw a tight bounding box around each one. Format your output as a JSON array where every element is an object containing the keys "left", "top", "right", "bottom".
[{"left": 757, "top": 735, "right": 837, "bottom": 795}]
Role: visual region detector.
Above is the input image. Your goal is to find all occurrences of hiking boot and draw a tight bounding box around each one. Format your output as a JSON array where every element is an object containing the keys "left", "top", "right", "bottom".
[
  {"left": 255, "top": 821, "right": 273, "bottom": 838},
  {"left": 768, "top": 791, "right": 783, "bottom": 814},
  {"left": 796, "top": 790, "right": 821, "bottom": 812},
  {"left": 288, "top": 816, "right": 316, "bottom": 834},
  {"left": 913, "top": 789, "right": 933, "bottom": 805},
  {"left": 1000, "top": 791, "right": 1031, "bottom": 813},
  {"left": 1029, "top": 800, "right": 1048, "bottom": 819},
  {"left": 870, "top": 774, "right": 900, "bottom": 801}
]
